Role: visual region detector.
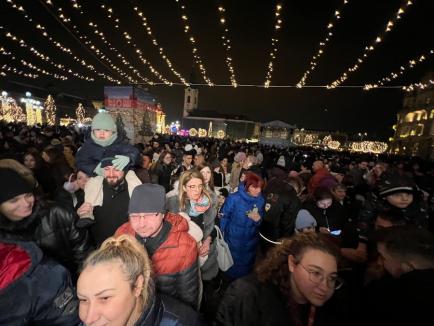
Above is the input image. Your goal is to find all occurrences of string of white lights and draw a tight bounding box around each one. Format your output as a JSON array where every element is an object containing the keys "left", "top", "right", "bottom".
[
  {"left": 40, "top": 0, "right": 139, "bottom": 84},
  {"left": 364, "top": 49, "right": 433, "bottom": 90},
  {"left": 1, "top": 45, "right": 68, "bottom": 80},
  {"left": 327, "top": 0, "right": 414, "bottom": 89},
  {"left": 98, "top": 3, "right": 172, "bottom": 85},
  {"left": 131, "top": 4, "right": 188, "bottom": 85},
  {"left": 4, "top": 0, "right": 120, "bottom": 84},
  {"left": 216, "top": 3, "right": 237, "bottom": 87},
  {"left": 296, "top": 0, "right": 349, "bottom": 88},
  {"left": 174, "top": 0, "right": 214, "bottom": 86},
  {"left": 264, "top": 3, "right": 283, "bottom": 88},
  {"left": 1, "top": 64, "right": 39, "bottom": 79},
  {"left": 0, "top": 26, "right": 95, "bottom": 81},
  {"left": 403, "top": 79, "right": 434, "bottom": 92}
]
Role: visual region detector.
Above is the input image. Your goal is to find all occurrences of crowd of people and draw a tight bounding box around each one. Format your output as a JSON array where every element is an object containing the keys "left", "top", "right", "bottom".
[{"left": 0, "top": 114, "right": 433, "bottom": 325}]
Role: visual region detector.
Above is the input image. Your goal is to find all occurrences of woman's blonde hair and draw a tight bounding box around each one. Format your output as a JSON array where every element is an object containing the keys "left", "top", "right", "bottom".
[
  {"left": 81, "top": 235, "right": 153, "bottom": 308},
  {"left": 178, "top": 169, "right": 211, "bottom": 211}
]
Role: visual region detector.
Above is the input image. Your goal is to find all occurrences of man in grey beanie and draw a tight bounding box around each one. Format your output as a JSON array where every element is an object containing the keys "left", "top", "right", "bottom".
[{"left": 115, "top": 183, "right": 200, "bottom": 309}]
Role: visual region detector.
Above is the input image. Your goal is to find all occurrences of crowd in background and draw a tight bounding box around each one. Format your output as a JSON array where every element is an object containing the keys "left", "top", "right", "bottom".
[{"left": 0, "top": 117, "right": 433, "bottom": 325}]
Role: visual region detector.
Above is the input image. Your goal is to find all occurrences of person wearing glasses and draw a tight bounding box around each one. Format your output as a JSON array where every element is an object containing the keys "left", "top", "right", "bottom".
[
  {"left": 115, "top": 183, "right": 200, "bottom": 309},
  {"left": 215, "top": 233, "right": 343, "bottom": 326}
]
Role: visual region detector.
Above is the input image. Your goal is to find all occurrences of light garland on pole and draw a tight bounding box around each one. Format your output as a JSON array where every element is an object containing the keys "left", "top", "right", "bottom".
[
  {"left": 4, "top": 0, "right": 119, "bottom": 84},
  {"left": 216, "top": 4, "right": 238, "bottom": 87},
  {"left": 297, "top": 0, "right": 349, "bottom": 88},
  {"left": 98, "top": 4, "right": 171, "bottom": 85},
  {"left": 131, "top": 5, "right": 188, "bottom": 85},
  {"left": 364, "top": 49, "right": 433, "bottom": 90},
  {"left": 327, "top": 0, "right": 414, "bottom": 89},
  {"left": 264, "top": 3, "right": 283, "bottom": 88},
  {"left": 44, "top": 95, "right": 56, "bottom": 125},
  {"left": 174, "top": 0, "right": 214, "bottom": 86}
]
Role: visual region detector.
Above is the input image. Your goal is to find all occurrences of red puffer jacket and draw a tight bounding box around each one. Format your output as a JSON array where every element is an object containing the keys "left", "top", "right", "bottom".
[{"left": 115, "top": 212, "right": 200, "bottom": 308}]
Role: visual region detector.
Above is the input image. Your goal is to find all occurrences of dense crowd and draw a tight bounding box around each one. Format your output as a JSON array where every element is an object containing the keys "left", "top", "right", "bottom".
[{"left": 0, "top": 114, "right": 433, "bottom": 325}]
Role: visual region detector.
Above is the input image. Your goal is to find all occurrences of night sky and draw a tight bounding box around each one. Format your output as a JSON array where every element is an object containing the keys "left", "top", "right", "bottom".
[{"left": 1, "top": 0, "right": 433, "bottom": 140}]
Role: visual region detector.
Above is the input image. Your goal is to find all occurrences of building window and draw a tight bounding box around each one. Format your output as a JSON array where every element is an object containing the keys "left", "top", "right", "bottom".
[
  {"left": 416, "top": 124, "right": 424, "bottom": 136},
  {"left": 265, "top": 129, "right": 272, "bottom": 138},
  {"left": 280, "top": 130, "right": 288, "bottom": 139},
  {"left": 187, "top": 95, "right": 191, "bottom": 104},
  {"left": 404, "top": 112, "right": 414, "bottom": 122}
]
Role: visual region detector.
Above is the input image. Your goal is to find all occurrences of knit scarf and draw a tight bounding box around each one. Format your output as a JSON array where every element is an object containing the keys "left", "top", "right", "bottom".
[{"left": 188, "top": 195, "right": 210, "bottom": 217}]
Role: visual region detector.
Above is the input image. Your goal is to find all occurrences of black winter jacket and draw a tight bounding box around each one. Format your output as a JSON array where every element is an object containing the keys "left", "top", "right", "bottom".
[
  {"left": 0, "top": 239, "right": 80, "bottom": 325},
  {"left": 75, "top": 136, "right": 140, "bottom": 176},
  {"left": 0, "top": 201, "right": 93, "bottom": 273}
]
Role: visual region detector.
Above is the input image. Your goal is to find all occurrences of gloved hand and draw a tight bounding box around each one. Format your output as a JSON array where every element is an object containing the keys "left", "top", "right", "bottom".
[
  {"left": 93, "top": 162, "right": 104, "bottom": 176},
  {"left": 112, "top": 155, "right": 130, "bottom": 171}
]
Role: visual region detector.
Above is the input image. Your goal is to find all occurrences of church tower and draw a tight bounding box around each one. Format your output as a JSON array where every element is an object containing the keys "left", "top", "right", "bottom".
[{"left": 183, "top": 69, "right": 199, "bottom": 117}]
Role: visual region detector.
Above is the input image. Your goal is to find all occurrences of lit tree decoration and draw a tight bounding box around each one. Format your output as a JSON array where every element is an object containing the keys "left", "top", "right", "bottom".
[
  {"left": 44, "top": 95, "right": 56, "bottom": 125},
  {"left": 139, "top": 111, "right": 153, "bottom": 136},
  {"left": 76, "top": 103, "right": 86, "bottom": 124},
  {"left": 115, "top": 113, "right": 127, "bottom": 140}
]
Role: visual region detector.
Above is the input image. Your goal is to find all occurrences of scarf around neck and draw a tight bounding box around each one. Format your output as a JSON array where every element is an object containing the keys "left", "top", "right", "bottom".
[{"left": 188, "top": 194, "right": 210, "bottom": 217}]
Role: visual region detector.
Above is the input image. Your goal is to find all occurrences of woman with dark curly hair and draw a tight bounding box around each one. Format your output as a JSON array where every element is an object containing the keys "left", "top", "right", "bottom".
[{"left": 215, "top": 233, "right": 343, "bottom": 326}]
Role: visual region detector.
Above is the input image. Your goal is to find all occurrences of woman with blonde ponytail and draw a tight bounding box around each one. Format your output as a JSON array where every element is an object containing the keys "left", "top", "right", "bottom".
[{"left": 77, "top": 235, "right": 203, "bottom": 326}]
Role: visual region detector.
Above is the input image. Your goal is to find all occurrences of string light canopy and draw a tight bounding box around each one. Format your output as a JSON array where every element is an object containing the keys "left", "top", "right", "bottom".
[
  {"left": 297, "top": 0, "right": 349, "bottom": 88},
  {"left": 403, "top": 79, "right": 434, "bottom": 92},
  {"left": 1, "top": 64, "right": 39, "bottom": 79},
  {"left": 216, "top": 3, "right": 238, "bottom": 87},
  {"left": 174, "top": 0, "right": 214, "bottom": 86},
  {"left": 131, "top": 4, "right": 188, "bottom": 86},
  {"left": 98, "top": 3, "right": 171, "bottom": 85},
  {"left": 4, "top": 0, "right": 119, "bottom": 84},
  {"left": 364, "top": 49, "right": 433, "bottom": 90},
  {"left": 264, "top": 3, "right": 283, "bottom": 88},
  {"left": 327, "top": 0, "right": 414, "bottom": 89}
]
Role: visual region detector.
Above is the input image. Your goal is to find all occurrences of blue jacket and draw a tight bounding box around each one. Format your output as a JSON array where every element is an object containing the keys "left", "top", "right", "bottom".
[
  {"left": 0, "top": 239, "right": 80, "bottom": 325},
  {"left": 220, "top": 183, "right": 265, "bottom": 279},
  {"left": 75, "top": 136, "right": 140, "bottom": 176}
]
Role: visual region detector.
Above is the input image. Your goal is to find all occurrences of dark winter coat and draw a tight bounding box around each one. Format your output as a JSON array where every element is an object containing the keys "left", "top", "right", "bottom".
[
  {"left": 215, "top": 274, "right": 336, "bottom": 326},
  {"left": 303, "top": 200, "right": 348, "bottom": 232},
  {"left": 115, "top": 213, "right": 200, "bottom": 308},
  {"left": 260, "top": 178, "right": 301, "bottom": 250},
  {"left": 220, "top": 183, "right": 265, "bottom": 279},
  {"left": 75, "top": 136, "right": 140, "bottom": 176},
  {"left": 150, "top": 162, "right": 174, "bottom": 193},
  {"left": 0, "top": 201, "right": 93, "bottom": 274},
  {"left": 0, "top": 239, "right": 79, "bottom": 326}
]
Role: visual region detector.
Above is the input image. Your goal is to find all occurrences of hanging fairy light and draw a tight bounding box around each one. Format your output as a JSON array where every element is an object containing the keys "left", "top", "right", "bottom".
[
  {"left": 264, "top": 3, "right": 283, "bottom": 88},
  {"left": 327, "top": 0, "right": 414, "bottom": 89},
  {"left": 4, "top": 0, "right": 120, "bottom": 83},
  {"left": 216, "top": 4, "right": 238, "bottom": 87},
  {"left": 364, "top": 50, "right": 433, "bottom": 90},
  {"left": 131, "top": 5, "right": 187, "bottom": 85},
  {"left": 174, "top": 0, "right": 214, "bottom": 86},
  {"left": 1, "top": 64, "right": 38, "bottom": 79},
  {"left": 403, "top": 79, "right": 434, "bottom": 92},
  {"left": 98, "top": 4, "right": 170, "bottom": 85},
  {"left": 297, "top": 0, "right": 349, "bottom": 88}
]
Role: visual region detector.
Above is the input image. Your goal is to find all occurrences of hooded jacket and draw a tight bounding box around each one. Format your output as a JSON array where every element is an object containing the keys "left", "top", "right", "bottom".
[
  {"left": 0, "top": 201, "right": 92, "bottom": 274},
  {"left": 0, "top": 239, "right": 79, "bottom": 325},
  {"left": 115, "top": 212, "right": 199, "bottom": 308},
  {"left": 220, "top": 183, "right": 265, "bottom": 279}
]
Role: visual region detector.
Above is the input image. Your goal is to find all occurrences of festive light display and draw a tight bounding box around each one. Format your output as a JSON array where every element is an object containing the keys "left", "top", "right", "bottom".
[
  {"left": 21, "top": 93, "right": 43, "bottom": 126},
  {"left": 174, "top": 0, "right": 213, "bottom": 86},
  {"left": 1, "top": 28, "right": 94, "bottom": 81},
  {"left": 327, "top": 0, "right": 414, "bottom": 89},
  {"left": 364, "top": 49, "right": 433, "bottom": 90},
  {"left": 351, "top": 141, "right": 388, "bottom": 154},
  {"left": 264, "top": 3, "right": 283, "bottom": 88},
  {"left": 44, "top": 95, "right": 56, "bottom": 125},
  {"left": 1, "top": 64, "right": 38, "bottom": 79},
  {"left": 297, "top": 0, "right": 349, "bottom": 87},
  {"left": 75, "top": 103, "right": 85, "bottom": 124},
  {"left": 4, "top": 0, "right": 119, "bottom": 83},
  {"left": 403, "top": 79, "right": 434, "bottom": 92},
  {"left": 0, "top": 91, "right": 26, "bottom": 122},
  {"left": 189, "top": 128, "right": 198, "bottom": 136},
  {"left": 216, "top": 129, "right": 226, "bottom": 139},
  {"left": 198, "top": 128, "right": 207, "bottom": 137},
  {"left": 216, "top": 4, "right": 237, "bottom": 87},
  {"left": 98, "top": 4, "right": 171, "bottom": 85},
  {"left": 328, "top": 140, "right": 341, "bottom": 150},
  {"left": 208, "top": 121, "right": 213, "bottom": 137},
  {"left": 130, "top": 5, "right": 187, "bottom": 85}
]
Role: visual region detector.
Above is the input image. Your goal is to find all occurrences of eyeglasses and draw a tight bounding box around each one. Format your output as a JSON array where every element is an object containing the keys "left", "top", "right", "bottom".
[
  {"left": 299, "top": 263, "right": 343, "bottom": 290},
  {"left": 187, "top": 184, "right": 204, "bottom": 190},
  {"left": 129, "top": 213, "right": 160, "bottom": 220}
]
